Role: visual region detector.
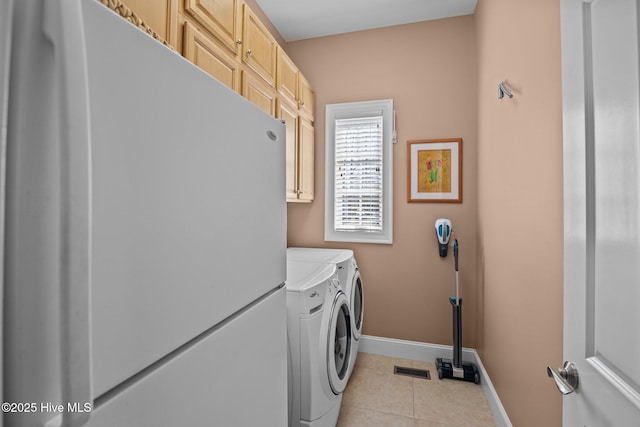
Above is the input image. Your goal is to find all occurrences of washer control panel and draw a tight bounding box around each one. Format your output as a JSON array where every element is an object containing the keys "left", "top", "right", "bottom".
[
  {"left": 303, "top": 281, "right": 325, "bottom": 314},
  {"left": 302, "top": 274, "right": 340, "bottom": 314}
]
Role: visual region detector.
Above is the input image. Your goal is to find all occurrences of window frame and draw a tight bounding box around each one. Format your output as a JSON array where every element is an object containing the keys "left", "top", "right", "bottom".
[{"left": 324, "top": 99, "right": 394, "bottom": 244}]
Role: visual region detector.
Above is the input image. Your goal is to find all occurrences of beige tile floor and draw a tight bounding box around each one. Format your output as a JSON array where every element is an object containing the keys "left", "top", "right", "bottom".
[{"left": 337, "top": 353, "right": 498, "bottom": 427}]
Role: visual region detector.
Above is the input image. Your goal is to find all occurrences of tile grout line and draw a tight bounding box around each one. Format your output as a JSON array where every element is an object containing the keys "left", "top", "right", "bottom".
[{"left": 412, "top": 377, "right": 417, "bottom": 421}]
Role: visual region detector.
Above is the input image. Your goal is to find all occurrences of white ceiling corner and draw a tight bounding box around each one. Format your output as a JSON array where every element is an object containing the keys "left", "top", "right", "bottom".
[{"left": 254, "top": 0, "right": 478, "bottom": 42}]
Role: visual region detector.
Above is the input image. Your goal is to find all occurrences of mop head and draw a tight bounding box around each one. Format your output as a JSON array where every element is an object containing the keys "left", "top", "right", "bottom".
[{"left": 435, "top": 357, "right": 480, "bottom": 384}]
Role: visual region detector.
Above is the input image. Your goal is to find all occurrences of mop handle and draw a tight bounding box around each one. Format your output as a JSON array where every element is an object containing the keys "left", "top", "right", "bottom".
[
  {"left": 453, "top": 239, "right": 459, "bottom": 272},
  {"left": 453, "top": 239, "right": 459, "bottom": 305}
]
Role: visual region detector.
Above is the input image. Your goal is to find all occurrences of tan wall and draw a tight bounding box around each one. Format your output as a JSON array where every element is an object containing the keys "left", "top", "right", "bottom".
[
  {"left": 282, "top": 1, "right": 564, "bottom": 424},
  {"left": 475, "top": 0, "right": 563, "bottom": 426},
  {"left": 284, "top": 17, "right": 479, "bottom": 348}
]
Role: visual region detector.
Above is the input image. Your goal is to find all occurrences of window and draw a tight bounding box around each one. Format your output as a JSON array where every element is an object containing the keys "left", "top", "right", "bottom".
[{"left": 325, "top": 99, "right": 394, "bottom": 244}]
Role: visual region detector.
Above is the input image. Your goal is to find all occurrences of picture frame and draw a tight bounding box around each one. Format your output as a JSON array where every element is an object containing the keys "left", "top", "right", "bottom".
[{"left": 407, "top": 138, "right": 462, "bottom": 203}]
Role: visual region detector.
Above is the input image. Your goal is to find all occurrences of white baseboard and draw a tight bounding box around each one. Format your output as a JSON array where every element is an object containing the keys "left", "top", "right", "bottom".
[{"left": 358, "top": 335, "right": 512, "bottom": 427}]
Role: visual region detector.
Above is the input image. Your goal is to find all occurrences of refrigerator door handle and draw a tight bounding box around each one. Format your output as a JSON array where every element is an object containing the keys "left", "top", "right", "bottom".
[{"left": 43, "top": 0, "right": 93, "bottom": 425}]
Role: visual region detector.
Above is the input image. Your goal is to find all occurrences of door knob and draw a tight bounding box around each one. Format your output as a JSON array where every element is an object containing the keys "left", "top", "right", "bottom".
[{"left": 547, "top": 361, "right": 579, "bottom": 395}]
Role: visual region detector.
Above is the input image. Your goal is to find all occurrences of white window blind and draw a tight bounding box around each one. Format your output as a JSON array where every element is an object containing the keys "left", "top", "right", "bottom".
[
  {"left": 334, "top": 116, "right": 383, "bottom": 232},
  {"left": 325, "top": 99, "right": 393, "bottom": 244}
]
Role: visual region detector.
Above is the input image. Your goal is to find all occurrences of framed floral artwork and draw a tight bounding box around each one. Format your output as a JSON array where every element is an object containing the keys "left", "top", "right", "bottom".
[{"left": 407, "top": 138, "right": 462, "bottom": 203}]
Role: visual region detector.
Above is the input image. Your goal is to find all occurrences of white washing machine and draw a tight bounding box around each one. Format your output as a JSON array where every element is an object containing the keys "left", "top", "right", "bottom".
[
  {"left": 286, "top": 261, "right": 353, "bottom": 427},
  {"left": 287, "top": 248, "right": 363, "bottom": 381}
]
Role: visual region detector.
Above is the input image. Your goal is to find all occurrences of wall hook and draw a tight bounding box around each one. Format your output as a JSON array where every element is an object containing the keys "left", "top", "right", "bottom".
[{"left": 498, "top": 81, "right": 513, "bottom": 99}]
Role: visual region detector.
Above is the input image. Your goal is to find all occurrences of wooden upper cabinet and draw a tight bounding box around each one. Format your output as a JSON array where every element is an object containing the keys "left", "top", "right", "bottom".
[
  {"left": 105, "top": 0, "right": 179, "bottom": 48},
  {"left": 183, "top": 21, "right": 240, "bottom": 92},
  {"left": 298, "top": 117, "right": 315, "bottom": 202},
  {"left": 276, "top": 98, "right": 299, "bottom": 201},
  {"left": 183, "top": 0, "right": 242, "bottom": 56},
  {"left": 242, "top": 71, "right": 276, "bottom": 116},
  {"left": 298, "top": 72, "right": 314, "bottom": 120},
  {"left": 242, "top": 6, "right": 277, "bottom": 86},
  {"left": 276, "top": 47, "right": 298, "bottom": 104},
  {"left": 276, "top": 46, "right": 314, "bottom": 120}
]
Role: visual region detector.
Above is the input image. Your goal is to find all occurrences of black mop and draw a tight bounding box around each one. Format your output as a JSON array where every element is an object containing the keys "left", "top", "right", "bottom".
[{"left": 435, "top": 235, "right": 480, "bottom": 384}]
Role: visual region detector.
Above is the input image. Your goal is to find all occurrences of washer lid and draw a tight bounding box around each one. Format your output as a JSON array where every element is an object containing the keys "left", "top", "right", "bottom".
[
  {"left": 287, "top": 247, "right": 354, "bottom": 264},
  {"left": 286, "top": 261, "right": 336, "bottom": 292}
]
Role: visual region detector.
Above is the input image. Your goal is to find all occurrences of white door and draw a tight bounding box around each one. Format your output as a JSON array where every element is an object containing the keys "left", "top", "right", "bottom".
[{"left": 560, "top": 0, "right": 640, "bottom": 425}]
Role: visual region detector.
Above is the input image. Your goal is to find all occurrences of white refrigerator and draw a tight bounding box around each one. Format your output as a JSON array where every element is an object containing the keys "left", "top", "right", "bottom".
[{"left": 0, "top": 0, "right": 287, "bottom": 426}]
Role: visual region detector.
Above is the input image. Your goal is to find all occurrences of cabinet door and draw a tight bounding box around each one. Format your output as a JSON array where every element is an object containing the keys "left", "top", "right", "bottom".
[
  {"left": 241, "top": 71, "right": 276, "bottom": 116},
  {"left": 276, "top": 99, "right": 299, "bottom": 201},
  {"left": 183, "top": 22, "right": 240, "bottom": 92},
  {"left": 242, "top": 5, "right": 277, "bottom": 86},
  {"left": 276, "top": 47, "right": 298, "bottom": 104},
  {"left": 298, "top": 117, "right": 314, "bottom": 202},
  {"left": 118, "top": 0, "right": 173, "bottom": 42},
  {"left": 184, "top": 0, "right": 242, "bottom": 56},
  {"left": 298, "top": 73, "right": 314, "bottom": 120}
]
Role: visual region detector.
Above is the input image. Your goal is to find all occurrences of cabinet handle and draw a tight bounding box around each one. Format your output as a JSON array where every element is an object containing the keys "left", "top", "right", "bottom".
[
  {"left": 246, "top": 49, "right": 252, "bottom": 56},
  {"left": 236, "top": 39, "right": 242, "bottom": 45}
]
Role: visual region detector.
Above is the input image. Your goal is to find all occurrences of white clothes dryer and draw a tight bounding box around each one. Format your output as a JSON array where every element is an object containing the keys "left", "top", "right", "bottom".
[
  {"left": 287, "top": 248, "right": 363, "bottom": 381},
  {"left": 286, "top": 261, "right": 353, "bottom": 427}
]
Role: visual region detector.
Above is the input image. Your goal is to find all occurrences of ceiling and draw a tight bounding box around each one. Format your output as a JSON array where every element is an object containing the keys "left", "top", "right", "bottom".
[{"left": 254, "top": 0, "right": 478, "bottom": 42}]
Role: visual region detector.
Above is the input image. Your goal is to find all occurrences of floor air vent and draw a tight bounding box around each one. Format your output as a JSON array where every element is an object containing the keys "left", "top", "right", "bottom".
[{"left": 394, "top": 366, "right": 431, "bottom": 380}]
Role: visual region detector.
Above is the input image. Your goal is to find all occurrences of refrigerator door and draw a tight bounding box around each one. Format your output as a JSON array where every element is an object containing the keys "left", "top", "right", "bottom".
[
  {"left": 86, "top": 287, "right": 287, "bottom": 427},
  {"left": 3, "top": 0, "right": 286, "bottom": 425},
  {"left": 83, "top": 0, "right": 286, "bottom": 398}
]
